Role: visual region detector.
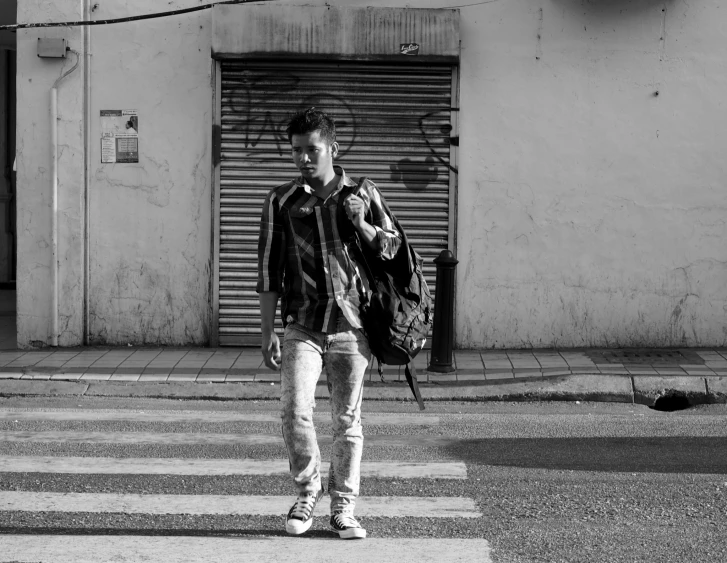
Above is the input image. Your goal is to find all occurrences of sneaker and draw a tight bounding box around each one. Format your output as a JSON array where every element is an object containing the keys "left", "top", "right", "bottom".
[
  {"left": 285, "top": 489, "right": 324, "bottom": 535},
  {"left": 330, "top": 511, "right": 367, "bottom": 539}
]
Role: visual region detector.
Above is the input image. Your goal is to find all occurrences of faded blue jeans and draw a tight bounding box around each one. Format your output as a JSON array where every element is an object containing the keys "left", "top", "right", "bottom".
[{"left": 280, "top": 314, "right": 371, "bottom": 514}]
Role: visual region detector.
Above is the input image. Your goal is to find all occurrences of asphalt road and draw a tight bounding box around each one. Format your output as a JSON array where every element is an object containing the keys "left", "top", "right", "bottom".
[{"left": 0, "top": 396, "right": 725, "bottom": 563}]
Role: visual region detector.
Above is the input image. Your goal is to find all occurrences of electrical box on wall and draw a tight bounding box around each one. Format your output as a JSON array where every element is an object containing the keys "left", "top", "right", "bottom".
[{"left": 37, "top": 38, "right": 67, "bottom": 58}]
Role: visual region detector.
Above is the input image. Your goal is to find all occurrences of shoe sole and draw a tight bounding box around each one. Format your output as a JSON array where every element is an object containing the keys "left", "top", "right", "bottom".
[
  {"left": 286, "top": 518, "right": 313, "bottom": 535},
  {"left": 285, "top": 490, "right": 323, "bottom": 535},
  {"left": 333, "top": 527, "right": 367, "bottom": 539}
]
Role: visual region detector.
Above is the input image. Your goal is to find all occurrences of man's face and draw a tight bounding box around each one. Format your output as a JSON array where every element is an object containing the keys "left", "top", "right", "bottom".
[{"left": 291, "top": 130, "right": 338, "bottom": 182}]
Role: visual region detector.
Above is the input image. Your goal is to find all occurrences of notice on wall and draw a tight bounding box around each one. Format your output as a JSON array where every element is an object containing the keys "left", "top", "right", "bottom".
[{"left": 101, "top": 110, "right": 139, "bottom": 163}]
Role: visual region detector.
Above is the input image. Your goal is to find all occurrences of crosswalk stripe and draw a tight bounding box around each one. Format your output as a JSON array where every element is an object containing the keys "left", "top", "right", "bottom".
[
  {"left": 0, "top": 491, "right": 481, "bottom": 518},
  {"left": 0, "top": 430, "right": 459, "bottom": 447},
  {"left": 0, "top": 409, "right": 440, "bottom": 426},
  {"left": 0, "top": 456, "right": 468, "bottom": 479},
  {"left": 0, "top": 536, "right": 493, "bottom": 563}
]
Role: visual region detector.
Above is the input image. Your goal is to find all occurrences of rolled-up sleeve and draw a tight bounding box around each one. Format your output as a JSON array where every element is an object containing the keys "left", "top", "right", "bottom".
[
  {"left": 359, "top": 181, "right": 402, "bottom": 261},
  {"left": 256, "top": 190, "right": 286, "bottom": 293}
]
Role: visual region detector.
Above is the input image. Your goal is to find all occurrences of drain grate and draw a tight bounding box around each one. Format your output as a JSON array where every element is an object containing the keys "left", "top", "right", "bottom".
[{"left": 587, "top": 349, "right": 705, "bottom": 365}]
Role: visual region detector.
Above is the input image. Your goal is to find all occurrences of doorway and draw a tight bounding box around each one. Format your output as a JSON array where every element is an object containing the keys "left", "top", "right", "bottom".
[{"left": 0, "top": 48, "right": 16, "bottom": 349}]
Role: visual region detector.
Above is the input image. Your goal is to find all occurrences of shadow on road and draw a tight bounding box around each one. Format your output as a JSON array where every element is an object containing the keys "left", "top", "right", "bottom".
[{"left": 443, "top": 436, "right": 727, "bottom": 474}]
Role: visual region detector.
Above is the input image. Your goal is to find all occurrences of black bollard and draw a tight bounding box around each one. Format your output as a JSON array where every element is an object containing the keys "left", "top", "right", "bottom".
[{"left": 428, "top": 249, "right": 459, "bottom": 373}]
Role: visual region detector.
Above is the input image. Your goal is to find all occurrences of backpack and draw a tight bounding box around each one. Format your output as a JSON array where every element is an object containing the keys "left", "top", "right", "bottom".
[{"left": 337, "top": 177, "right": 433, "bottom": 410}]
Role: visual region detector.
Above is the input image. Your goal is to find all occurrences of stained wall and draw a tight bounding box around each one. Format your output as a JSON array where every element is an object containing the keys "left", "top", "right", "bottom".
[{"left": 14, "top": 0, "right": 727, "bottom": 348}]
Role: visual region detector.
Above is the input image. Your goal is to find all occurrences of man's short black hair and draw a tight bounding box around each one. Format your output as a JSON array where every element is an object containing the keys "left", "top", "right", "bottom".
[{"left": 286, "top": 107, "right": 336, "bottom": 146}]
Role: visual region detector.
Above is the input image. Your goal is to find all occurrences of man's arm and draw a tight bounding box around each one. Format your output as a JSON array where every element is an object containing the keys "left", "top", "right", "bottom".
[
  {"left": 259, "top": 291, "right": 281, "bottom": 370},
  {"left": 256, "top": 189, "right": 285, "bottom": 370},
  {"left": 344, "top": 182, "right": 401, "bottom": 257},
  {"left": 347, "top": 209, "right": 379, "bottom": 251}
]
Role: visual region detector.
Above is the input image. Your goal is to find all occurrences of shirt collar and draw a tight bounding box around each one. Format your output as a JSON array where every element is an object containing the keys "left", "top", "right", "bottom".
[{"left": 295, "top": 166, "right": 356, "bottom": 199}]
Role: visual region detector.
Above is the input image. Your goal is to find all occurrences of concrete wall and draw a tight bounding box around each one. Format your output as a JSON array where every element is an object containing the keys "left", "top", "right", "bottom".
[
  {"left": 85, "top": 1, "right": 212, "bottom": 345},
  {"left": 15, "top": 0, "right": 727, "bottom": 348},
  {"left": 454, "top": 0, "right": 727, "bottom": 348},
  {"left": 16, "top": 0, "right": 212, "bottom": 346},
  {"left": 17, "top": 0, "right": 84, "bottom": 346}
]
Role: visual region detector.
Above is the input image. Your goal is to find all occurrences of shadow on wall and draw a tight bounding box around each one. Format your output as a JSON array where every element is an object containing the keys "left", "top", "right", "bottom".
[{"left": 548, "top": 0, "right": 681, "bottom": 20}]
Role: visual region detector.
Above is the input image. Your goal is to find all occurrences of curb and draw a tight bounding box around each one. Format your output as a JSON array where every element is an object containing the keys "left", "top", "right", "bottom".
[{"left": 0, "top": 373, "right": 724, "bottom": 405}]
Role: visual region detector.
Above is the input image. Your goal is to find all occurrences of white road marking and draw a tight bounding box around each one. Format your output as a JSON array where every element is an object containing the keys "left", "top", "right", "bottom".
[
  {"left": 0, "top": 430, "right": 284, "bottom": 445},
  {"left": 0, "top": 409, "right": 440, "bottom": 425},
  {"left": 0, "top": 536, "right": 492, "bottom": 563},
  {"left": 0, "top": 491, "right": 481, "bottom": 517},
  {"left": 0, "top": 455, "right": 467, "bottom": 479},
  {"left": 0, "top": 430, "right": 458, "bottom": 447}
]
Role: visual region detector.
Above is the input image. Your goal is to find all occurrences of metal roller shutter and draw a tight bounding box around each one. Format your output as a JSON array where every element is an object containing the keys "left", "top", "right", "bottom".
[{"left": 217, "top": 60, "right": 455, "bottom": 346}]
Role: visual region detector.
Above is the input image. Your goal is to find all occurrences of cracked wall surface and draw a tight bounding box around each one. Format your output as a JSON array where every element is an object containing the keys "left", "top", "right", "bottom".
[
  {"left": 86, "top": 0, "right": 212, "bottom": 345},
  {"left": 15, "top": 0, "right": 727, "bottom": 348},
  {"left": 17, "top": 0, "right": 85, "bottom": 347},
  {"left": 16, "top": 0, "right": 212, "bottom": 347},
  {"left": 456, "top": 0, "right": 727, "bottom": 347}
]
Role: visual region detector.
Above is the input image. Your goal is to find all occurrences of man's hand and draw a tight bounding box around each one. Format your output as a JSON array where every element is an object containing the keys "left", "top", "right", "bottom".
[
  {"left": 344, "top": 194, "right": 367, "bottom": 229},
  {"left": 261, "top": 330, "right": 281, "bottom": 371},
  {"left": 344, "top": 194, "right": 379, "bottom": 251}
]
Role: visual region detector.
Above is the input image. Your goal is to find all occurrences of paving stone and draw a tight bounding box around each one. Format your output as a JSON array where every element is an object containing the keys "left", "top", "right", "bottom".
[
  {"left": 142, "top": 367, "right": 174, "bottom": 374},
  {"left": 541, "top": 370, "right": 572, "bottom": 377},
  {"left": 455, "top": 368, "right": 485, "bottom": 375},
  {"left": 81, "top": 373, "right": 112, "bottom": 381},
  {"left": 696, "top": 352, "right": 723, "bottom": 360},
  {"left": 537, "top": 360, "right": 569, "bottom": 367},
  {"left": 0, "top": 372, "right": 22, "bottom": 379},
  {"left": 170, "top": 368, "right": 201, "bottom": 375},
  {"left": 428, "top": 373, "right": 457, "bottom": 383},
  {"left": 232, "top": 357, "right": 263, "bottom": 369},
  {"left": 138, "top": 374, "right": 169, "bottom": 382},
  {"left": 484, "top": 371, "right": 514, "bottom": 381},
  {"left": 125, "top": 351, "right": 162, "bottom": 361},
  {"left": 197, "top": 373, "right": 226, "bottom": 383},
  {"left": 90, "top": 361, "right": 127, "bottom": 368},
  {"left": 542, "top": 368, "right": 572, "bottom": 376},
  {"left": 706, "top": 377, "right": 727, "bottom": 403},
  {"left": 109, "top": 373, "right": 141, "bottom": 382},
  {"left": 510, "top": 361, "right": 540, "bottom": 369},
  {"left": 456, "top": 373, "right": 485, "bottom": 381},
  {"left": 199, "top": 368, "right": 228, "bottom": 375},
  {"left": 626, "top": 368, "right": 658, "bottom": 375},
  {"left": 483, "top": 360, "right": 512, "bottom": 369},
  {"left": 513, "top": 370, "right": 542, "bottom": 379},
  {"left": 684, "top": 369, "right": 714, "bottom": 375},
  {"left": 167, "top": 373, "right": 198, "bottom": 382},
  {"left": 225, "top": 373, "right": 255, "bottom": 382},
  {"left": 50, "top": 373, "right": 82, "bottom": 381},
  {"left": 117, "top": 361, "right": 154, "bottom": 369},
  {"left": 454, "top": 358, "right": 484, "bottom": 369},
  {"left": 175, "top": 361, "right": 207, "bottom": 369},
  {"left": 22, "top": 373, "right": 50, "bottom": 380}
]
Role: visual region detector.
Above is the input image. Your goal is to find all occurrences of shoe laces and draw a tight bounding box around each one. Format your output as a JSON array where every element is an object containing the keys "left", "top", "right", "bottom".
[
  {"left": 332, "top": 511, "right": 360, "bottom": 529},
  {"left": 290, "top": 492, "right": 319, "bottom": 520}
]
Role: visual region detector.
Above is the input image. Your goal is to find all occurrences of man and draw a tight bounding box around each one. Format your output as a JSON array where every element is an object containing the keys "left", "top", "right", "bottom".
[{"left": 256, "top": 107, "right": 401, "bottom": 539}]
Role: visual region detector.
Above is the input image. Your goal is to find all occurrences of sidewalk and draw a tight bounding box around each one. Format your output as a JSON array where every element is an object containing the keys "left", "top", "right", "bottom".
[{"left": 0, "top": 346, "right": 725, "bottom": 407}]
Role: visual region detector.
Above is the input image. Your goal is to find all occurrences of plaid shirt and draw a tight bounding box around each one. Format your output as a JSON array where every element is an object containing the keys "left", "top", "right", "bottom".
[{"left": 257, "top": 166, "right": 401, "bottom": 333}]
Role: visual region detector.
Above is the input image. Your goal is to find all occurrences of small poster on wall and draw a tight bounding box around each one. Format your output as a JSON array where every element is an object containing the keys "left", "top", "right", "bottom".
[{"left": 101, "top": 110, "right": 139, "bottom": 163}]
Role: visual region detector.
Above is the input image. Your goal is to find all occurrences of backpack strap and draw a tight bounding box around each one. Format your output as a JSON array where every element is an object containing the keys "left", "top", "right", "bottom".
[
  {"left": 337, "top": 176, "right": 376, "bottom": 286},
  {"left": 405, "top": 362, "right": 425, "bottom": 411}
]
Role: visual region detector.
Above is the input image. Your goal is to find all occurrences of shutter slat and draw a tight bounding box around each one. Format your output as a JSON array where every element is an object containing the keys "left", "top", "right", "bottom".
[{"left": 217, "top": 61, "right": 452, "bottom": 345}]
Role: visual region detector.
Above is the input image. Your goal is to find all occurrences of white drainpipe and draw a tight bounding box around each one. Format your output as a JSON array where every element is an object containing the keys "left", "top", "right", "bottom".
[{"left": 50, "top": 51, "right": 79, "bottom": 347}]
